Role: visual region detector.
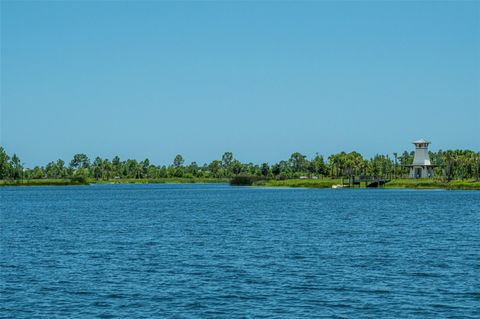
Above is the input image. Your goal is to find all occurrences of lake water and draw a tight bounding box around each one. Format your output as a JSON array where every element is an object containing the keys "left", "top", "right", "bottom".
[{"left": 1, "top": 184, "right": 479, "bottom": 318}]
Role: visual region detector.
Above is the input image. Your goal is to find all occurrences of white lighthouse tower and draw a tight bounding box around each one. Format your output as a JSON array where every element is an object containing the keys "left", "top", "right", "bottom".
[{"left": 409, "top": 139, "right": 434, "bottom": 178}]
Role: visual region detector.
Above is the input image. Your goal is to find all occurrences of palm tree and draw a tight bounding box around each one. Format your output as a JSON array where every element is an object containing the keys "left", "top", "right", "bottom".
[
  {"left": 393, "top": 152, "right": 398, "bottom": 178},
  {"left": 11, "top": 154, "right": 23, "bottom": 179}
]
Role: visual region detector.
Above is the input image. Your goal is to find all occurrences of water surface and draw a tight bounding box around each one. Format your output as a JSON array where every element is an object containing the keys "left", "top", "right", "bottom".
[{"left": 1, "top": 184, "right": 479, "bottom": 318}]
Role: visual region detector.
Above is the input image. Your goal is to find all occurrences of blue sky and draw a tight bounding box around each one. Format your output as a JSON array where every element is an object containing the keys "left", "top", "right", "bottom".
[{"left": 1, "top": 1, "right": 479, "bottom": 166}]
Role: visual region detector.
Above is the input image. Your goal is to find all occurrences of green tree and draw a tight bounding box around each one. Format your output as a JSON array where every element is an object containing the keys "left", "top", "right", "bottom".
[
  {"left": 393, "top": 152, "right": 398, "bottom": 178},
  {"left": 125, "top": 159, "right": 140, "bottom": 178},
  {"left": 310, "top": 153, "right": 326, "bottom": 177},
  {"left": 208, "top": 160, "right": 222, "bottom": 178},
  {"left": 0, "top": 147, "right": 12, "bottom": 179},
  {"left": 140, "top": 159, "right": 150, "bottom": 177},
  {"left": 271, "top": 164, "right": 281, "bottom": 177},
  {"left": 261, "top": 163, "right": 270, "bottom": 177},
  {"left": 111, "top": 156, "right": 121, "bottom": 177},
  {"left": 56, "top": 159, "right": 67, "bottom": 178},
  {"left": 173, "top": 154, "right": 184, "bottom": 168},
  {"left": 70, "top": 153, "right": 90, "bottom": 170},
  {"left": 10, "top": 153, "right": 23, "bottom": 179},
  {"left": 186, "top": 162, "right": 199, "bottom": 177},
  {"left": 32, "top": 166, "right": 44, "bottom": 179},
  {"left": 45, "top": 161, "right": 59, "bottom": 178},
  {"left": 92, "top": 157, "right": 104, "bottom": 179},
  {"left": 222, "top": 152, "right": 233, "bottom": 169},
  {"left": 289, "top": 152, "right": 308, "bottom": 174},
  {"left": 159, "top": 165, "right": 168, "bottom": 178},
  {"left": 231, "top": 160, "right": 243, "bottom": 175}
]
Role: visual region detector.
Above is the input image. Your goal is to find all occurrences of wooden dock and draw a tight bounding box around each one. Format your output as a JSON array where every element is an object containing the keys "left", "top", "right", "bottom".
[{"left": 343, "top": 176, "right": 391, "bottom": 188}]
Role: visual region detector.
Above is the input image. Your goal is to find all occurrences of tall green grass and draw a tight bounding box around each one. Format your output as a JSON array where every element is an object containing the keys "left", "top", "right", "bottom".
[
  {"left": 0, "top": 177, "right": 228, "bottom": 186},
  {"left": 229, "top": 176, "right": 265, "bottom": 186},
  {"left": 386, "top": 179, "right": 480, "bottom": 190},
  {"left": 253, "top": 178, "right": 480, "bottom": 189},
  {"left": 2, "top": 177, "right": 478, "bottom": 189},
  {"left": 91, "top": 177, "right": 228, "bottom": 184},
  {"left": 0, "top": 178, "right": 88, "bottom": 186},
  {"left": 253, "top": 179, "right": 341, "bottom": 188}
]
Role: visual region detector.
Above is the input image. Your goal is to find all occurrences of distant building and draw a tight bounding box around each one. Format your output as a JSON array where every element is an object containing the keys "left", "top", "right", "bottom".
[{"left": 409, "top": 139, "right": 434, "bottom": 178}]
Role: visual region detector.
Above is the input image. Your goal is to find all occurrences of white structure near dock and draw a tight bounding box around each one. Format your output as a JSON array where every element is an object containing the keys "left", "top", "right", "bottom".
[{"left": 409, "top": 139, "right": 434, "bottom": 178}]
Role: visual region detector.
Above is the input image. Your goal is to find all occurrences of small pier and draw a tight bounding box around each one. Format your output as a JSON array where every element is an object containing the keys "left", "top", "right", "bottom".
[{"left": 342, "top": 176, "right": 391, "bottom": 188}]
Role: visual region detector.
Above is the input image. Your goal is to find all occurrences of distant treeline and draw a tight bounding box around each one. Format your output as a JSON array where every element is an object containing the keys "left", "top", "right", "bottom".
[{"left": 1, "top": 147, "right": 479, "bottom": 181}]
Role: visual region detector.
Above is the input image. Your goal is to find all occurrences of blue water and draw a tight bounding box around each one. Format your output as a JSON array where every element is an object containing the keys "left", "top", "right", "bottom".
[{"left": 1, "top": 184, "right": 479, "bottom": 318}]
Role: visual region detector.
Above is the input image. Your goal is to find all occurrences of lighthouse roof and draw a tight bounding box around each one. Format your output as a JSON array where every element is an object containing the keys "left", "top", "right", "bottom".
[{"left": 412, "top": 138, "right": 430, "bottom": 144}]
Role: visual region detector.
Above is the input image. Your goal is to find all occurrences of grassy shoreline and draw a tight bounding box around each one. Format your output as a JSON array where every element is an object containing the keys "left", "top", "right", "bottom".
[
  {"left": 253, "top": 179, "right": 341, "bottom": 188},
  {"left": 254, "top": 178, "right": 480, "bottom": 190},
  {"left": 0, "top": 177, "right": 228, "bottom": 187},
  {"left": 1, "top": 178, "right": 479, "bottom": 190},
  {"left": 91, "top": 178, "right": 229, "bottom": 184},
  {"left": 384, "top": 179, "right": 480, "bottom": 190},
  {"left": 0, "top": 179, "right": 89, "bottom": 186}
]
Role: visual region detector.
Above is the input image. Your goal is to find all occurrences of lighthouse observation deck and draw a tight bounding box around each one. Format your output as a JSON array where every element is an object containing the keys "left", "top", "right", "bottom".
[{"left": 410, "top": 139, "right": 434, "bottom": 178}]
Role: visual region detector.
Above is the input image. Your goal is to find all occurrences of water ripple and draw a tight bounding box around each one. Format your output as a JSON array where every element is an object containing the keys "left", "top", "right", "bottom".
[{"left": 1, "top": 184, "right": 479, "bottom": 318}]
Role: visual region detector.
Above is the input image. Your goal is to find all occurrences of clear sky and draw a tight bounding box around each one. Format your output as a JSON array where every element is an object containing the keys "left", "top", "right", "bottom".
[{"left": 1, "top": 1, "right": 479, "bottom": 167}]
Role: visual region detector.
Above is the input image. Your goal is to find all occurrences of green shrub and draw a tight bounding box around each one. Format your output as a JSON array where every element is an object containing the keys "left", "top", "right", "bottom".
[
  {"left": 230, "top": 176, "right": 264, "bottom": 186},
  {"left": 70, "top": 176, "right": 89, "bottom": 184}
]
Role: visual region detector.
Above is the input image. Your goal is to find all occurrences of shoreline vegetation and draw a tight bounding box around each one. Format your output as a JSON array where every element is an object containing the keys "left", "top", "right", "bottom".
[
  {"left": 1, "top": 177, "right": 479, "bottom": 190},
  {"left": 0, "top": 177, "right": 228, "bottom": 187},
  {"left": 1, "top": 146, "right": 479, "bottom": 189},
  {"left": 250, "top": 178, "right": 480, "bottom": 190}
]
